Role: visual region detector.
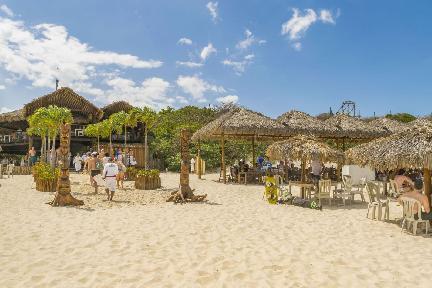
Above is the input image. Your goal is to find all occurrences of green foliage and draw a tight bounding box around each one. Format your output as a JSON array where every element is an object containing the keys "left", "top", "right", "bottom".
[
  {"left": 32, "top": 162, "right": 59, "bottom": 180},
  {"left": 385, "top": 113, "right": 416, "bottom": 123},
  {"left": 84, "top": 122, "right": 103, "bottom": 138},
  {"left": 27, "top": 105, "right": 73, "bottom": 138},
  {"left": 109, "top": 111, "right": 128, "bottom": 135},
  {"left": 136, "top": 169, "right": 160, "bottom": 177}
]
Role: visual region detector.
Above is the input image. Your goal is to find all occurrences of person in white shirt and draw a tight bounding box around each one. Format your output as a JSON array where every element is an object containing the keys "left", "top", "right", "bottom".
[
  {"left": 73, "top": 153, "right": 82, "bottom": 172},
  {"left": 310, "top": 158, "right": 322, "bottom": 183},
  {"left": 102, "top": 157, "right": 119, "bottom": 201},
  {"left": 190, "top": 157, "right": 196, "bottom": 173}
]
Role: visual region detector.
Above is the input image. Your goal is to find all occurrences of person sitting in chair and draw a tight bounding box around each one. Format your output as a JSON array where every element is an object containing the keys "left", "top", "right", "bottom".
[
  {"left": 394, "top": 169, "right": 414, "bottom": 191},
  {"left": 398, "top": 178, "right": 432, "bottom": 220}
]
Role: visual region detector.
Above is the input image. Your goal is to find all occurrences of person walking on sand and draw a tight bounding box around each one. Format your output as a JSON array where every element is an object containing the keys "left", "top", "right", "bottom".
[
  {"left": 103, "top": 157, "right": 119, "bottom": 201},
  {"left": 116, "top": 160, "right": 126, "bottom": 189},
  {"left": 28, "top": 146, "right": 37, "bottom": 166},
  {"left": 73, "top": 153, "right": 82, "bottom": 172}
]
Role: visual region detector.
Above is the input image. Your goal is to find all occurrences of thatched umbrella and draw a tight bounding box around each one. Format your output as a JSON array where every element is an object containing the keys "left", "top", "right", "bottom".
[
  {"left": 325, "top": 114, "right": 388, "bottom": 145},
  {"left": 192, "top": 107, "right": 288, "bottom": 183},
  {"left": 368, "top": 117, "right": 409, "bottom": 134},
  {"left": 102, "top": 101, "right": 134, "bottom": 119},
  {"left": 408, "top": 118, "right": 432, "bottom": 128},
  {"left": 276, "top": 110, "right": 337, "bottom": 137},
  {"left": 267, "top": 136, "right": 344, "bottom": 188},
  {"left": 346, "top": 125, "right": 432, "bottom": 202}
]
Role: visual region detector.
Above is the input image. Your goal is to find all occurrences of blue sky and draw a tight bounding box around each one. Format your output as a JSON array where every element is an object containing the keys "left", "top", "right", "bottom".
[{"left": 0, "top": 0, "right": 431, "bottom": 117}]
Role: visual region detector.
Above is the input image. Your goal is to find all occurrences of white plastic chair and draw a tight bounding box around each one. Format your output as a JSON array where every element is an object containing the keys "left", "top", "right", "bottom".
[
  {"left": 389, "top": 179, "right": 401, "bottom": 198},
  {"left": 366, "top": 182, "right": 389, "bottom": 221},
  {"left": 6, "top": 164, "right": 14, "bottom": 178},
  {"left": 400, "top": 196, "right": 430, "bottom": 235},
  {"left": 343, "top": 175, "right": 366, "bottom": 203},
  {"left": 318, "top": 180, "right": 332, "bottom": 206}
]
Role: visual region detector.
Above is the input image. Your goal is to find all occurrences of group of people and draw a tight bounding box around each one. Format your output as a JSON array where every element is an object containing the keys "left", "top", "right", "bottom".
[{"left": 79, "top": 150, "right": 127, "bottom": 201}]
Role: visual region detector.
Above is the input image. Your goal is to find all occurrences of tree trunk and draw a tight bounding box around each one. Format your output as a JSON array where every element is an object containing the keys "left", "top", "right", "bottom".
[
  {"left": 49, "top": 123, "right": 83, "bottom": 207},
  {"left": 97, "top": 136, "right": 100, "bottom": 153},
  {"left": 197, "top": 139, "right": 202, "bottom": 179},
  {"left": 221, "top": 133, "right": 226, "bottom": 184},
  {"left": 166, "top": 129, "right": 206, "bottom": 203},
  {"left": 40, "top": 136, "right": 46, "bottom": 162},
  {"left": 109, "top": 133, "right": 112, "bottom": 156},
  {"left": 144, "top": 126, "right": 148, "bottom": 170},
  {"left": 50, "top": 135, "right": 56, "bottom": 168},
  {"left": 124, "top": 125, "right": 127, "bottom": 161}
]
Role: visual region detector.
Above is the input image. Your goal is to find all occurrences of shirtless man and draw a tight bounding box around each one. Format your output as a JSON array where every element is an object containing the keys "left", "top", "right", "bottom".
[
  {"left": 394, "top": 169, "right": 414, "bottom": 191},
  {"left": 28, "top": 146, "right": 37, "bottom": 166},
  {"left": 398, "top": 179, "right": 432, "bottom": 220},
  {"left": 85, "top": 152, "right": 100, "bottom": 193}
]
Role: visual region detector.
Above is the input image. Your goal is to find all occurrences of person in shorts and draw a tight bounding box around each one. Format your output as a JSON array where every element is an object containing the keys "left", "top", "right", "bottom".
[{"left": 103, "top": 157, "right": 119, "bottom": 201}]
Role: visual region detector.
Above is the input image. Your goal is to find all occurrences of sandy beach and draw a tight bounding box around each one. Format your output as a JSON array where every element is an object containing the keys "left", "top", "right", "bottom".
[{"left": 1, "top": 173, "right": 431, "bottom": 288}]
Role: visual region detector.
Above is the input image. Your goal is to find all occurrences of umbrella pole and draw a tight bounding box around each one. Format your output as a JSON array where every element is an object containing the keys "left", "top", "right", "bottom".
[
  {"left": 252, "top": 136, "right": 256, "bottom": 167},
  {"left": 197, "top": 139, "right": 202, "bottom": 180},
  {"left": 424, "top": 168, "right": 431, "bottom": 208},
  {"left": 336, "top": 139, "right": 341, "bottom": 181},
  {"left": 221, "top": 133, "right": 226, "bottom": 184}
]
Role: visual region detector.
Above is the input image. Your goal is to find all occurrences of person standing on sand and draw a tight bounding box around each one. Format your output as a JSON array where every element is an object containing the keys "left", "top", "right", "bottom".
[
  {"left": 85, "top": 152, "right": 101, "bottom": 194},
  {"left": 190, "top": 157, "right": 196, "bottom": 173},
  {"left": 73, "top": 153, "right": 82, "bottom": 172},
  {"left": 28, "top": 146, "right": 37, "bottom": 166},
  {"left": 103, "top": 157, "right": 119, "bottom": 201}
]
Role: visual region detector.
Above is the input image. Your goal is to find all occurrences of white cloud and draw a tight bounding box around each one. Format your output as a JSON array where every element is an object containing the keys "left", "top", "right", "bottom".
[
  {"left": 175, "top": 96, "right": 189, "bottom": 104},
  {"left": 0, "top": 4, "right": 13, "bottom": 17},
  {"left": 0, "top": 107, "right": 12, "bottom": 113},
  {"left": 236, "top": 29, "right": 266, "bottom": 50},
  {"left": 200, "top": 43, "right": 217, "bottom": 61},
  {"left": 281, "top": 8, "right": 317, "bottom": 40},
  {"left": 292, "top": 42, "right": 302, "bottom": 51},
  {"left": 222, "top": 54, "right": 254, "bottom": 75},
  {"left": 320, "top": 10, "right": 335, "bottom": 24},
  {"left": 281, "top": 8, "right": 336, "bottom": 50},
  {"left": 206, "top": 2, "right": 219, "bottom": 23},
  {"left": 0, "top": 84, "right": 5, "bottom": 90},
  {"left": 176, "top": 75, "right": 225, "bottom": 101},
  {"left": 101, "top": 77, "right": 173, "bottom": 109},
  {"left": 216, "top": 95, "right": 238, "bottom": 104},
  {"left": 177, "top": 37, "right": 192, "bottom": 45},
  {"left": 0, "top": 15, "right": 162, "bottom": 100},
  {"left": 175, "top": 61, "right": 203, "bottom": 68}
]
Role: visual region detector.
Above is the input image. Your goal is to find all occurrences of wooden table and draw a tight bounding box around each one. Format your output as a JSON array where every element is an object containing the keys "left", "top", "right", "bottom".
[{"left": 288, "top": 181, "right": 315, "bottom": 199}]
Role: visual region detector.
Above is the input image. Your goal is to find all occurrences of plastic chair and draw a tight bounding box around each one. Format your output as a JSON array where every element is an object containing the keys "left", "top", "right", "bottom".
[
  {"left": 318, "top": 180, "right": 332, "bottom": 206},
  {"left": 400, "top": 196, "right": 430, "bottom": 235},
  {"left": 366, "top": 182, "right": 389, "bottom": 221},
  {"left": 6, "top": 164, "right": 14, "bottom": 178}
]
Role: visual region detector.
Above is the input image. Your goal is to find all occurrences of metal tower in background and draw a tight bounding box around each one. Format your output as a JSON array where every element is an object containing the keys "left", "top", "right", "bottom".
[{"left": 337, "top": 100, "right": 358, "bottom": 117}]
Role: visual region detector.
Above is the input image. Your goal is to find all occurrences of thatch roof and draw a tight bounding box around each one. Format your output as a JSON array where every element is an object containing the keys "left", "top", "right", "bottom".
[
  {"left": 0, "top": 109, "right": 26, "bottom": 123},
  {"left": 23, "top": 87, "right": 103, "bottom": 121},
  {"left": 0, "top": 88, "right": 103, "bottom": 129},
  {"left": 276, "top": 110, "right": 337, "bottom": 137},
  {"left": 346, "top": 125, "right": 432, "bottom": 170},
  {"left": 325, "top": 113, "right": 387, "bottom": 139},
  {"left": 368, "top": 117, "right": 409, "bottom": 134},
  {"left": 408, "top": 118, "right": 432, "bottom": 128},
  {"left": 191, "top": 107, "right": 288, "bottom": 141},
  {"left": 102, "top": 101, "right": 134, "bottom": 119},
  {"left": 266, "top": 136, "right": 344, "bottom": 163}
]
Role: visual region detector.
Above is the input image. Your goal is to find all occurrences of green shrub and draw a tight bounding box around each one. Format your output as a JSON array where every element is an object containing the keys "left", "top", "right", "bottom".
[{"left": 32, "top": 162, "right": 59, "bottom": 180}]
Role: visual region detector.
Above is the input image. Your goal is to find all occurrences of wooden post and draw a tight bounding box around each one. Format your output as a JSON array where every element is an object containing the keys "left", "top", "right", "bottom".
[
  {"left": 197, "top": 139, "right": 202, "bottom": 179},
  {"left": 221, "top": 133, "right": 226, "bottom": 184},
  {"left": 342, "top": 138, "right": 346, "bottom": 152},
  {"left": 424, "top": 168, "right": 431, "bottom": 208},
  {"left": 336, "top": 139, "right": 341, "bottom": 181},
  {"left": 252, "top": 136, "right": 256, "bottom": 167},
  {"left": 301, "top": 159, "right": 306, "bottom": 198}
]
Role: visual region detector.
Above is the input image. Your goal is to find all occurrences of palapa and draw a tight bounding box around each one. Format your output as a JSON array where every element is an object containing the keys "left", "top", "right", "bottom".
[
  {"left": 368, "top": 117, "right": 409, "bottom": 134},
  {"left": 276, "top": 110, "right": 337, "bottom": 137},
  {"left": 345, "top": 125, "right": 432, "bottom": 171},
  {"left": 266, "top": 135, "right": 344, "bottom": 163},
  {"left": 102, "top": 101, "right": 134, "bottom": 119},
  {"left": 191, "top": 107, "right": 288, "bottom": 141},
  {"left": 325, "top": 113, "right": 387, "bottom": 139}
]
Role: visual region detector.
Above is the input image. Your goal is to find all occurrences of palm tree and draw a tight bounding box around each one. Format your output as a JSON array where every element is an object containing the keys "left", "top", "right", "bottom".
[
  {"left": 45, "top": 106, "right": 73, "bottom": 167},
  {"left": 99, "top": 118, "right": 117, "bottom": 155},
  {"left": 84, "top": 122, "right": 104, "bottom": 152},
  {"left": 27, "top": 107, "right": 51, "bottom": 162},
  {"left": 128, "top": 107, "right": 158, "bottom": 169}
]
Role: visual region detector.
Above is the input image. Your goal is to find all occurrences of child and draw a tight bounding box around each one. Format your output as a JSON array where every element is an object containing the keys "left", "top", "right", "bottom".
[{"left": 116, "top": 160, "right": 126, "bottom": 189}]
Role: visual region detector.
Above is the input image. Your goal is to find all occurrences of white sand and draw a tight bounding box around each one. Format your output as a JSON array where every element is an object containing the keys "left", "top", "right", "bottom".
[{"left": 1, "top": 173, "right": 431, "bottom": 287}]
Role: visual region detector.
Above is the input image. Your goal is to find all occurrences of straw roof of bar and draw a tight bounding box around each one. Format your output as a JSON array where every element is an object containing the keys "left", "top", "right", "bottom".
[
  {"left": 266, "top": 136, "right": 344, "bottom": 163},
  {"left": 0, "top": 109, "right": 26, "bottom": 123},
  {"left": 102, "top": 101, "right": 134, "bottom": 119},
  {"left": 276, "top": 110, "right": 337, "bottom": 137},
  {"left": 325, "top": 113, "right": 388, "bottom": 139},
  {"left": 345, "top": 125, "right": 432, "bottom": 170},
  {"left": 23, "top": 87, "right": 103, "bottom": 121},
  {"left": 191, "top": 107, "right": 288, "bottom": 141},
  {"left": 368, "top": 117, "right": 409, "bottom": 134},
  {"left": 408, "top": 118, "right": 432, "bottom": 128}
]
